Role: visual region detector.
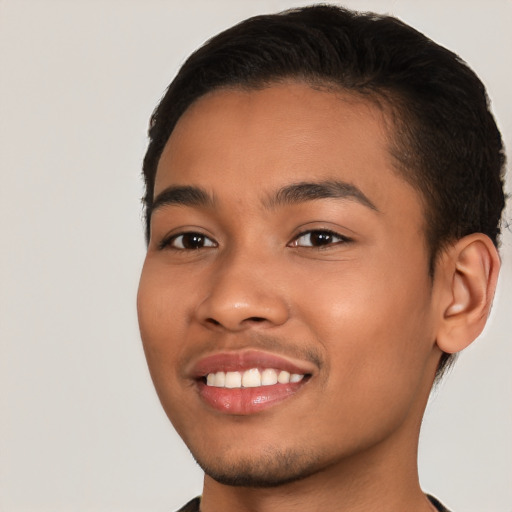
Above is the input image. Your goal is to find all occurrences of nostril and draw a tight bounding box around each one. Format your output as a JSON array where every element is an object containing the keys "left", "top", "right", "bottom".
[
  {"left": 248, "top": 317, "right": 266, "bottom": 323},
  {"left": 204, "top": 316, "right": 266, "bottom": 328}
]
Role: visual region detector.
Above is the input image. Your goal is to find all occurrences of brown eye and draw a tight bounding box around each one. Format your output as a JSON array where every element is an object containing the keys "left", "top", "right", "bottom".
[
  {"left": 292, "top": 230, "right": 350, "bottom": 248},
  {"left": 169, "top": 232, "right": 216, "bottom": 250}
]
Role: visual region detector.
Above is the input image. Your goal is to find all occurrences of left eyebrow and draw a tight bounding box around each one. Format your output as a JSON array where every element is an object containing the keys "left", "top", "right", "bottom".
[
  {"left": 150, "top": 185, "right": 215, "bottom": 215},
  {"left": 264, "top": 180, "right": 379, "bottom": 212}
]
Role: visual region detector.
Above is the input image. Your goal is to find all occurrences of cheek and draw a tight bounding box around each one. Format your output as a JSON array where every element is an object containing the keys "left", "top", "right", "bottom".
[
  {"left": 292, "top": 264, "right": 435, "bottom": 442},
  {"left": 137, "top": 262, "right": 189, "bottom": 386},
  {"left": 137, "top": 263, "right": 203, "bottom": 434},
  {"left": 137, "top": 258, "right": 192, "bottom": 336},
  {"left": 295, "top": 255, "right": 435, "bottom": 389}
]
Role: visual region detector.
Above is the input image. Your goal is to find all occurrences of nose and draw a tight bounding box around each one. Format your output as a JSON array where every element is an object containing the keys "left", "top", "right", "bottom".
[{"left": 195, "top": 251, "right": 290, "bottom": 332}]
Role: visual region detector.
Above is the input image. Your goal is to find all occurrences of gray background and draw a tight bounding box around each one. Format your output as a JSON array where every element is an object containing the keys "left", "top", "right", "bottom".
[{"left": 1, "top": 1, "right": 510, "bottom": 511}]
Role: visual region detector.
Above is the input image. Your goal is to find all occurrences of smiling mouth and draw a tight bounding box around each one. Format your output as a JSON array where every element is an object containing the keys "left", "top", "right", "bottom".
[
  {"left": 197, "top": 374, "right": 311, "bottom": 414},
  {"left": 205, "top": 368, "right": 306, "bottom": 388},
  {"left": 191, "top": 350, "right": 315, "bottom": 414}
]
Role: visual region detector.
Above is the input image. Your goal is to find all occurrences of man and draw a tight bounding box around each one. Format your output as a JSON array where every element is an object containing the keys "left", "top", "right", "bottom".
[{"left": 137, "top": 5, "right": 506, "bottom": 512}]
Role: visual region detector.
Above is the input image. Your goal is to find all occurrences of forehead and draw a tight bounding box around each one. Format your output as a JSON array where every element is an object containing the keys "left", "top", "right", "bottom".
[{"left": 155, "top": 82, "right": 421, "bottom": 223}]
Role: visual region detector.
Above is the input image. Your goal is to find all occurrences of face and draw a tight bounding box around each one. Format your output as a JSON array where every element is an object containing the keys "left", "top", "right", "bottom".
[{"left": 137, "top": 83, "right": 443, "bottom": 487}]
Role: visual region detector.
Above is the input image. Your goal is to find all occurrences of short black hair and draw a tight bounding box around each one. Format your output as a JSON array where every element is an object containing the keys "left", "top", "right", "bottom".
[{"left": 142, "top": 4, "right": 506, "bottom": 377}]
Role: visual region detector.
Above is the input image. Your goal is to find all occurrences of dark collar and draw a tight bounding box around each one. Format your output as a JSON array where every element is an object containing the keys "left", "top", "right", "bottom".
[{"left": 177, "top": 494, "right": 451, "bottom": 512}]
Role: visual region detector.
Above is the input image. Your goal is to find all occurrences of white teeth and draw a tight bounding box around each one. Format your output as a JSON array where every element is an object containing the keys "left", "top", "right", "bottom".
[
  {"left": 205, "top": 368, "right": 306, "bottom": 388},
  {"left": 225, "top": 371, "right": 242, "bottom": 388},
  {"left": 214, "top": 371, "right": 225, "bottom": 387},
  {"left": 241, "top": 368, "right": 261, "bottom": 388},
  {"left": 277, "top": 370, "right": 290, "bottom": 384},
  {"left": 261, "top": 369, "right": 278, "bottom": 386}
]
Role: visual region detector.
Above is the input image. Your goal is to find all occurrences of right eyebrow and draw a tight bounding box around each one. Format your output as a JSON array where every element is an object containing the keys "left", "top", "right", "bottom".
[
  {"left": 149, "top": 185, "right": 215, "bottom": 215},
  {"left": 264, "top": 180, "right": 379, "bottom": 212}
]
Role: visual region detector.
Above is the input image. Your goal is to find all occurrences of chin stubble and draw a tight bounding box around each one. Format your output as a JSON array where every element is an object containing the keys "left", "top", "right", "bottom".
[{"left": 192, "top": 446, "right": 327, "bottom": 488}]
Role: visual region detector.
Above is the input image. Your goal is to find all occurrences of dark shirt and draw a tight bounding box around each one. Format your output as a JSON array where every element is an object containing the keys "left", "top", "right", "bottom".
[{"left": 176, "top": 494, "right": 451, "bottom": 511}]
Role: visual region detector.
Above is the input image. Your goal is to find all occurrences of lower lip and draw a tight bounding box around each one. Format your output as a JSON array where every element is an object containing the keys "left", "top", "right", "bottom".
[{"left": 197, "top": 380, "right": 308, "bottom": 415}]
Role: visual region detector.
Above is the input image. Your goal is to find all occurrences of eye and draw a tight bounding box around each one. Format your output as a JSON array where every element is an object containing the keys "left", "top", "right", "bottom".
[
  {"left": 160, "top": 232, "right": 217, "bottom": 250},
  {"left": 290, "top": 230, "right": 351, "bottom": 248}
]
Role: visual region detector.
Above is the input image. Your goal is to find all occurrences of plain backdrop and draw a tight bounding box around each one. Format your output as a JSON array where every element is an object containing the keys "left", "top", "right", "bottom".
[{"left": 1, "top": 1, "right": 511, "bottom": 511}]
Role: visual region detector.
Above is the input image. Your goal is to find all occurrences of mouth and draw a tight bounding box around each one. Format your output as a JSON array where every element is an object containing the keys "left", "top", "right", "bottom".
[
  {"left": 205, "top": 368, "right": 305, "bottom": 388},
  {"left": 191, "top": 350, "right": 314, "bottom": 415}
]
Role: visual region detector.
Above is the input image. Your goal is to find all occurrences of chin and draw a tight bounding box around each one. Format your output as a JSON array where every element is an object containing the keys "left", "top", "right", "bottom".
[{"left": 193, "top": 446, "right": 326, "bottom": 488}]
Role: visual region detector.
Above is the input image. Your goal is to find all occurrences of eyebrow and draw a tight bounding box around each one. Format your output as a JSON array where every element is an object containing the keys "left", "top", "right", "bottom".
[
  {"left": 150, "top": 179, "right": 378, "bottom": 217},
  {"left": 151, "top": 185, "right": 215, "bottom": 214},
  {"left": 264, "top": 180, "right": 378, "bottom": 211}
]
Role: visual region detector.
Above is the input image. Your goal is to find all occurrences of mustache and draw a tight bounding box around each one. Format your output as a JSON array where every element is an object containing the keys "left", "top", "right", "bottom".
[{"left": 179, "top": 331, "right": 325, "bottom": 372}]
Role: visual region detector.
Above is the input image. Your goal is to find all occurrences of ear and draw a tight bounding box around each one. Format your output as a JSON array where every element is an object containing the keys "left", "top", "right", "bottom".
[{"left": 435, "top": 234, "right": 500, "bottom": 354}]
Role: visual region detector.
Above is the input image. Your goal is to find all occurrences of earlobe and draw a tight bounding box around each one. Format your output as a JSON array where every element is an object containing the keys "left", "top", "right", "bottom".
[{"left": 436, "top": 234, "right": 500, "bottom": 354}]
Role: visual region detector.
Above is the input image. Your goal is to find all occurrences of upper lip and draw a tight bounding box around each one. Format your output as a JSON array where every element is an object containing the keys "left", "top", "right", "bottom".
[{"left": 189, "top": 349, "right": 317, "bottom": 379}]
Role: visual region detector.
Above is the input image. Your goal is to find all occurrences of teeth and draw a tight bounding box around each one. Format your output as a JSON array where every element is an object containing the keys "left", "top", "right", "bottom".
[
  {"left": 241, "top": 368, "right": 261, "bottom": 388},
  {"left": 214, "top": 371, "right": 225, "bottom": 387},
  {"left": 225, "top": 371, "right": 242, "bottom": 388},
  {"left": 277, "top": 370, "right": 290, "bottom": 384},
  {"left": 261, "top": 368, "right": 278, "bottom": 385},
  {"left": 206, "top": 368, "right": 306, "bottom": 388}
]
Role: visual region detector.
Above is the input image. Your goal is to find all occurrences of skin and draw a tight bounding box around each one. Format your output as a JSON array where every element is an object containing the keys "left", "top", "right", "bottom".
[{"left": 137, "top": 82, "right": 499, "bottom": 512}]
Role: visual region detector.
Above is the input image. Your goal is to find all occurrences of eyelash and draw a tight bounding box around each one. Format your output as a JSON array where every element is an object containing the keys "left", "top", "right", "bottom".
[
  {"left": 289, "top": 229, "right": 352, "bottom": 248},
  {"left": 158, "top": 232, "right": 217, "bottom": 251},
  {"left": 158, "top": 229, "right": 352, "bottom": 251}
]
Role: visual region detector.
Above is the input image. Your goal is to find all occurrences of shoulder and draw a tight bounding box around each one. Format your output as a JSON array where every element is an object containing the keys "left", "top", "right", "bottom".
[
  {"left": 175, "top": 496, "right": 201, "bottom": 512},
  {"left": 427, "top": 494, "right": 452, "bottom": 512}
]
